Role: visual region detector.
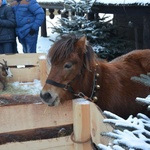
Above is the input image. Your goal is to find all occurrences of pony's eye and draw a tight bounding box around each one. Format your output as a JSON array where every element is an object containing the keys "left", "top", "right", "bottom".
[{"left": 64, "top": 62, "right": 73, "bottom": 69}]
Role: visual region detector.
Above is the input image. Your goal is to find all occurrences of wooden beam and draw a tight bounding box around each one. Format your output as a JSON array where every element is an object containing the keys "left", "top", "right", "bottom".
[
  {"left": 39, "top": 2, "right": 64, "bottom": 9},
  {"left": 92, "top": 4, "right": 150, "bottom": 15},
  {"left": 0, "top": 53, "right": 46, "bottom": 66},
  {"left": 8, "top": 67, "right": 40, "bottom": 82}
]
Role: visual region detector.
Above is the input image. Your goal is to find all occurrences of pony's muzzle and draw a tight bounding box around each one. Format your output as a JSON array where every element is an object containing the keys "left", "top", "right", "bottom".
[
  {"left": 40, "top": 91, "right": 55, "bottom": 106},
  {"left": 40, "top": 91, "right": 51, "bottom": 102}
]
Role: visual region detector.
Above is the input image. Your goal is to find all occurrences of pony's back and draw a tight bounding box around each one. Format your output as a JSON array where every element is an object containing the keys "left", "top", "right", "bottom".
[{"left": 96, "top": 49, "right": 150, "bottom": 118}]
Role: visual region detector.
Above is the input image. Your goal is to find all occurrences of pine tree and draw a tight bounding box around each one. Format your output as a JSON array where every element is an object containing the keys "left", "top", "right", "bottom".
[{"left": 50, "top": 0, "right": 133, "bottom": 61}]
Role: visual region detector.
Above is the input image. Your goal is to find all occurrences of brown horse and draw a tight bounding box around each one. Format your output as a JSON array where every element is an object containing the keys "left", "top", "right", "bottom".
[{"left": 40, "top": 34, "right": 150, "bottom": 119}]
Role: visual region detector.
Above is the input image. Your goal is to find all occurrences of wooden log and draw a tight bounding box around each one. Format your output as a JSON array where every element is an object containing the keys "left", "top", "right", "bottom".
[
  {"left": 0, "top": 94, "right": 41, "bottom": 106},
  {"left": 73, "top": 99, "right": 93, "bottom": 150}
]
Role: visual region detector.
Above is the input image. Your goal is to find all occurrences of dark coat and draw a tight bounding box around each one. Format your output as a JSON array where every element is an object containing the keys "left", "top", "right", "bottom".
[{"left": 0, "top": 4, "right": 16, "bottom": 43}]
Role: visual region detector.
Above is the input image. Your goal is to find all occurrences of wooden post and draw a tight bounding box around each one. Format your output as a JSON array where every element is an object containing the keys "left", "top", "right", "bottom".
[
  {"left": 143, "top": 15, "right": 150, "bottom": 49},
  {"left": 134, "top": 27, "right": 139, "bottom": 49},
  {"left": 39, "top": 55, "right": 47, "bottom": 86},
  {"left": 72, "top": 99, "right": 93, "bottom": 150},
  {"left": 41, "top": 8, "right": 47, "bottom": 37}
]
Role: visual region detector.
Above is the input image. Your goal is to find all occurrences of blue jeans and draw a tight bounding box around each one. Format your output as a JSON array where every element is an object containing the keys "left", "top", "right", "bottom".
[
  {"left": 0, "top": 43, "right": 14, "bottom": 54},
  {"left": 19, "top": 33, "right": 38, "bottom": 53}
]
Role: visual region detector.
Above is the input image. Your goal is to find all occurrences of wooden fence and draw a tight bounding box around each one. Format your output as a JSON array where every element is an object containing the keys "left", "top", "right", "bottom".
[
  {"left": 0, "top": 54, "right": 113, "bottom": 149},
  {"left": 0, "top": 99, "right": 113, "bottom": 150}
]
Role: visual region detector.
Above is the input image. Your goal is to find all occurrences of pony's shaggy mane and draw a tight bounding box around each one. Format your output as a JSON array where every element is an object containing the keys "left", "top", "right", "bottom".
[
  {"left": 48, "top": 34, "right": 78, "bottom": 63},
  {"left": 48, "top": 34, "right": 96, "bottom": 67}
]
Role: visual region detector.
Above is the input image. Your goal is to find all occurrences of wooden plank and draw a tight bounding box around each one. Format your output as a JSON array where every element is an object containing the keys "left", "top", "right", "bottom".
[
  {"left": 90, "top": 102, "right": 113, "bottom": 145},
  {"left": 0, "top": 53, "right": 46, "bottom": 66},
  {"left": 8, "top": 67, "right": 40, "bottom": 82},
  {"left": 0, "top": 136, "right": 74, "bottom": 150},
  {"left": 0, "top": 101, "right": 73, "bottom": 133}
]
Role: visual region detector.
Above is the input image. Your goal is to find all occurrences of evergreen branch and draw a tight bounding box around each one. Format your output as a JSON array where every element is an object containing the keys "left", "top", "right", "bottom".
[
  {"left": 101, "top": 129, "right": 150, "bottom": 149},
  {"left": 103, "top": 111, "right": 123, "bottom": 120},
  {"left": 136, "top": 97, "right": 150, "bottom": 105},
  {"left": 131, "top": 73, "right": 150, "bottom": 87}
]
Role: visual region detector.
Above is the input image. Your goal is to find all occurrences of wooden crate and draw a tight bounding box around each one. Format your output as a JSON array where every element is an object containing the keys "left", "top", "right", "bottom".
[{"left": 0, "top": 53, "right": 48, "bottom": 85}]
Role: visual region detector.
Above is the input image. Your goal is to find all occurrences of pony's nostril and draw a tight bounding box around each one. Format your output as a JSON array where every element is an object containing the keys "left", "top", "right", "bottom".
[{"left": 40, "top": 92, "right": 52, "bottom": 102}]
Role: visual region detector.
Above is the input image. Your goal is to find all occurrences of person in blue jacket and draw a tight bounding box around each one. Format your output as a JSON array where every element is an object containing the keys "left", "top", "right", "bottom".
[
  {"left": 11, "top": 0, "right": 45, "bottom": 53},
  {"left": 0, "top": 0, "right": 17, "bottom": 54}
]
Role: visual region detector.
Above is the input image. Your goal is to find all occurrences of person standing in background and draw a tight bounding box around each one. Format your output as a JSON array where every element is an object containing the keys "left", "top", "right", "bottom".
[
  {"left": 0, "top": 0, "right": 17, "bottom": 54},
  {"left": 11, "top": 0, "right": 45, "bottom": 53}
]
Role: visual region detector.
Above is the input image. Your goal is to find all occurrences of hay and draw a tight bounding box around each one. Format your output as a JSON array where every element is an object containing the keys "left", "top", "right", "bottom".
[
  {"left": 0, "top": 79, "right": 42, "bottom": 95},
  {"left": 0, "top": 80, "right": 42, "bottom": 105}
]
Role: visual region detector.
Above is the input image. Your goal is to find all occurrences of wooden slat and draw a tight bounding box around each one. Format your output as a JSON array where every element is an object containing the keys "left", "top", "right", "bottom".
[
  {"left": 90, "top": 102, "right": 113, "bottom": 145},
  {"left": 8, "top": 67, "right": 40, "bottom": 82},
  {"left": 0, "top": 136, "right": 74, "bottom": 150},
  {"left": 0, "top": 101, "right": 73, "bottom": 133},
  {"left": 0, "top": 53, "right": 46, "bottom": 66}
]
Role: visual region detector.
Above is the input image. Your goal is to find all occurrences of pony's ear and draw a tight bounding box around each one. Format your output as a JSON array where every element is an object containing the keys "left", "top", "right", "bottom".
[{"left": 75, "top": 36, "right": 87, "bottom": 53}]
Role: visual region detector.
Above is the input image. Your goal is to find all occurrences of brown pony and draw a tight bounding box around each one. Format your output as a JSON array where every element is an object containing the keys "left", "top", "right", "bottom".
[{"left": 40, "top": 34, "right": 150, "bottom": 119}]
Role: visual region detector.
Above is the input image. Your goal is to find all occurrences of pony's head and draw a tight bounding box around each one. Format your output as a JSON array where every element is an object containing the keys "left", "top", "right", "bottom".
[{"left": 40, "top": 34, "right": 96, "bottom": 106}]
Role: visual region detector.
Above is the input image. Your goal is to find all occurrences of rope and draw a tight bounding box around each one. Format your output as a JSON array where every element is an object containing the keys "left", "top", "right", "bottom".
[{"left": 70, "top": 132, "right": 91, "bottom": 144}]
